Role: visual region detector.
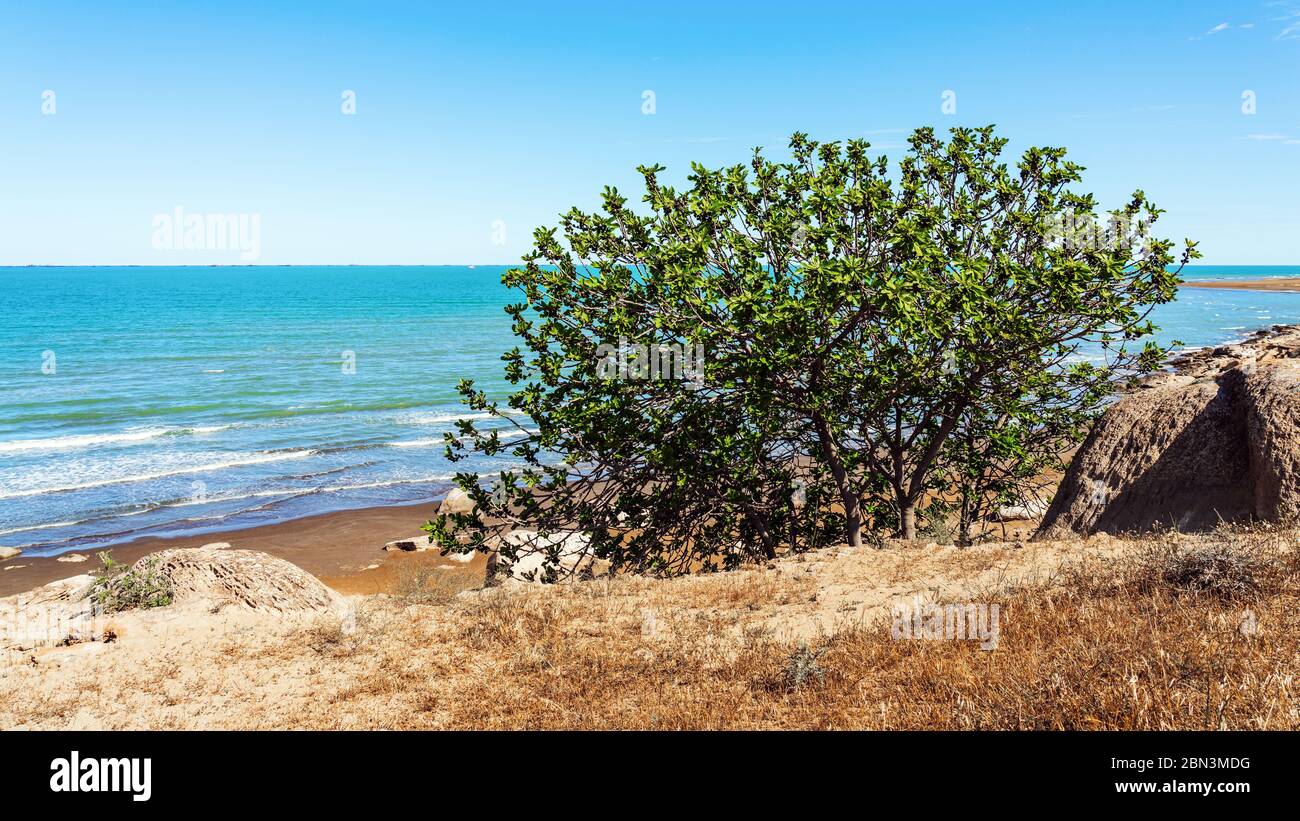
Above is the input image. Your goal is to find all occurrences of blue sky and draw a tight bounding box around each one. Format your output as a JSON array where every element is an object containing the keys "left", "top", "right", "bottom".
[{"left": 0, "top": 0, "right": 1297, "bottom": 265}]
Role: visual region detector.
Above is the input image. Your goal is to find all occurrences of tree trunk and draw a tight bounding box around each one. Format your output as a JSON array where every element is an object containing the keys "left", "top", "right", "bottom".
[
  {"left": 901, "top": 500, "right": 917, "bottom": 541},
  {"left": 812, "top": 412, "right": 862, "bottom": 549},
  {"left": 958, "top": 487, "right": 973, "bottom": 547},
  {"left": 750, "top": 505, "right": 778, "bottom": 560},
  {"left": 845, "top": 504, "right": 862, "bottom": 549}
]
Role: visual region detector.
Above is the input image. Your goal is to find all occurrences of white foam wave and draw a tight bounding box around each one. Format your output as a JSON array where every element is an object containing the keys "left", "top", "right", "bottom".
[
  {"left": 394, "top": 411, "right": 494, "bottom": 425},
  {"left": 387, "top": 437, "right": 447, "bottom": 448},
  {"left": 0, "top": 424, "right": 231, "bottom": 455},
  {"left": 0, "top": 519, "right": 87, "bottom": 537},
  {"left": 318, "top": 476, "right": 454, "bottom": 492},
  {"left": 395, "top": 410, "right": 529, "bottom": 426},
  {"left": 0, "top": 450, "right": 314, "bottom": 500}
]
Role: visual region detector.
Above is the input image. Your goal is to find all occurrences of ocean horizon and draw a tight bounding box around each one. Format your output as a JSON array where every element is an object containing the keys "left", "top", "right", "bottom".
[{"left": 4, "top": 263, "right": 1300, "bottom": 557}]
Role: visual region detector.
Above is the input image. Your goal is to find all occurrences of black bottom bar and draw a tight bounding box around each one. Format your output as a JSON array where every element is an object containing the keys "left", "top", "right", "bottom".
[{"left": 5, "top": 730, "right": 1284, "bottom": 808}]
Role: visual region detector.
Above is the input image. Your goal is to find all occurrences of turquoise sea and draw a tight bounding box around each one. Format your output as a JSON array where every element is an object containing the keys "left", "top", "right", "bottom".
[{"left": 3, "top": 264, "right": 1300, "bottom": 556}]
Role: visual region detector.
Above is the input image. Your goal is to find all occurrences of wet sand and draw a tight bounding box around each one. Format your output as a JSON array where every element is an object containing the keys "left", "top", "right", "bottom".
[
  {"left": 0, "top": 500, "right": 484, "bottom": 598},
  {"left": 1182, "top": 278, "right": 1300, "bottom": 293}
]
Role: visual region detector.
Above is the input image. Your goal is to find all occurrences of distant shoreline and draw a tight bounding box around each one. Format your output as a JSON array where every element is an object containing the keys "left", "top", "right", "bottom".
[{"left": 1181, "top": 277, "right": 1300, "bottom": 293}]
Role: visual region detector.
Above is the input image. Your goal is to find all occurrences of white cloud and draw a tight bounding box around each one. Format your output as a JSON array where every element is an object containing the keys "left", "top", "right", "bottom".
[
  {"left": 1190, "top": 20, "right": 1246, "bottom": 39},
  {"left": 1273, "top": 3, "right": 1300, "bottom": 40}
]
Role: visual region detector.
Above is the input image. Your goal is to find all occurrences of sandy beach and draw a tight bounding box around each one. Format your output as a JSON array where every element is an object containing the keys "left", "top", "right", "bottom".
[
  {"left": 1182, "top": 277, "right": 1300, "bottom": 293},
  {"left": 0, "top": 500, "right": 483, "bottom": 598}
]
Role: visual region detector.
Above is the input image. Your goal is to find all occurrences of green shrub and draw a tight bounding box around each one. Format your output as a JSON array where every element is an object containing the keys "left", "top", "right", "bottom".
[
  {"left": 782, "top": 642, "right": 826, "bottom": 691},
  {"left": 90, "top": 551, "right": 174, "bottom": 613}
]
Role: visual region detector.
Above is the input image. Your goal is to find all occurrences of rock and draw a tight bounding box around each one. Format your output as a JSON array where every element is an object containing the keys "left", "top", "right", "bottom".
[
  {"left": 1038, "top": 375, "right": 1249, "bottom": 537},
  {"left": 201, "top": 542, "right": 233, "bottom": 550},
  {"left": 56, "top": 554, "right": 88, "bottom": 563},
  {"left": 1038, "top": 327, "right": 1300, "bottom": 538},
  {"left": 438, "top": 487, "right": 475, "bottom": 515},
  {"left": 142, "top": 547, "right": 340, "bottom": 613},
  {"left": 0, "top": 574, "right": 97, "bottom": 651},
  {"left": 0, "top": 547, "right": 21, "bottom": 561},
  {"left": 382, "top": 535, "right": 476, "bottom": 561},
  {"left": 1242, "top": 360, "right": 1300, "bottom": 521},
  {"left": 484, "top": 530, "right": 597, "bottom": 586},
  {"left": 383, "top": 535, "right": 436, "bottom": 552},
  {"left": 991, "top": 499, "right": 1050, "bottom": 521}
]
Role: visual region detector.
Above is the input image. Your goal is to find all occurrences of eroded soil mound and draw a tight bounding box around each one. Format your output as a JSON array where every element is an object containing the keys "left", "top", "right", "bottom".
[
  {"left": 1039, "top": 325, "right": 1300, "bottom": 538},
  {"left": 147, "top": 547, "right": 340, "bottom": 613}
]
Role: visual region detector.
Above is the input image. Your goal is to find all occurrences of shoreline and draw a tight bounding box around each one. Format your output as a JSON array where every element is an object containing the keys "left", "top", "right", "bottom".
[
  {"left": 0, "top": 499, "right": 484, "bottom": 598},
  {"left": 1181, "top": 277, "right": 1300, "bottom": 293}
]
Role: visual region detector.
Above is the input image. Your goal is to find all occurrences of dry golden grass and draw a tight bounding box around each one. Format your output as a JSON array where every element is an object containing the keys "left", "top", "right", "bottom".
[
  {"left": 3, "top": 526, "right": 1298, "bottom": 729},
  {"left": 392, "top": 561, "right": 481, "bottom": 606},
  {"left": 437, "top": 536, "right": 1297, "bottom": 729}
]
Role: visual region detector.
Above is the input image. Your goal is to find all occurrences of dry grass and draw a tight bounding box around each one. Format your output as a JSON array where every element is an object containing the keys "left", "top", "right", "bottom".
[
  {"left": 392, "top": 561, "right": 480, "bottom": 606},
  {"left": 3, "top": 526, "right": 1298, "bottom": 729}
]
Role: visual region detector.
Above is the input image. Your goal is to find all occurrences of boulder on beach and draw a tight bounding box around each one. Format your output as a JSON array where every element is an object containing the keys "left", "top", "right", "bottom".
[
  {"left": 438, "top": 487, "right": 475, "bottom": 516},
  {"left": 384, "top": 535, "right": 436, "bottom": 552},
  {"left": 143, "top": 546, "right": 340, "bottom": 613},
  {"left": 1038, "top": 326, "right": 1300, "bottom": 538},
  {"left": 382, "top": 534, "right": 475, "bottom": 561},
  {"left": 484, "top": 530, "right": 598, "bottom": 585},
  {"left": 0, "top": 547, "right": 21, "bottom": 561},
  {"left": 1, "top": 547, "right": 341, "bottom": 653}
]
